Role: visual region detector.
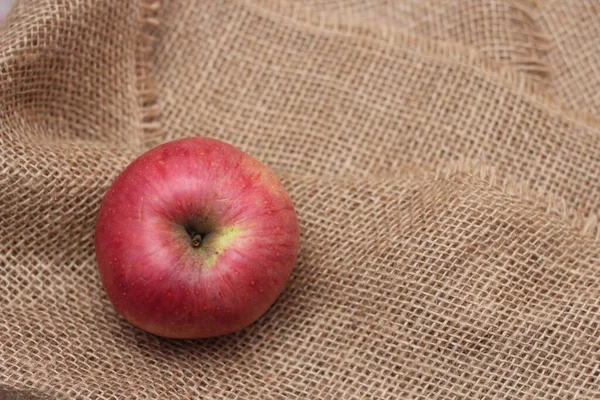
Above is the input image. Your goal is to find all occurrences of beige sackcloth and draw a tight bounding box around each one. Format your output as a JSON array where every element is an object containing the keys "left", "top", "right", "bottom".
[{"left": 1, "top": 0, "right": 599, "bottom": 398}]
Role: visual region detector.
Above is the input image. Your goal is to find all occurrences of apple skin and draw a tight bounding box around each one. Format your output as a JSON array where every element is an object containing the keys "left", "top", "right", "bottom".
[{"left": 94, "top": 137, "right": 299, "bottom": 339}]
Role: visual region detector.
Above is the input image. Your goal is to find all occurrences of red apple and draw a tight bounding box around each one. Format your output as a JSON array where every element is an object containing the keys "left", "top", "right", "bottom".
[{"left": 94, "top": 137, "right": 299, "bottom": 338}]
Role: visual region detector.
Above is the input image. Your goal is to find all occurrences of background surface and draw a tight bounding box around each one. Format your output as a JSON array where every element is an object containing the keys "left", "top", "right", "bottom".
[
  {"left": 1, "top": 1, "right": 599, "bottom": 398},
  {"left": 0, "top": 0, "right": 13, "bottom": 20}
]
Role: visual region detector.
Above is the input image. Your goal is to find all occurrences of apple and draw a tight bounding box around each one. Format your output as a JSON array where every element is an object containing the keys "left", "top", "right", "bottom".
[{"left": 94, "top": 137, "right": 299, "bottom": 338}]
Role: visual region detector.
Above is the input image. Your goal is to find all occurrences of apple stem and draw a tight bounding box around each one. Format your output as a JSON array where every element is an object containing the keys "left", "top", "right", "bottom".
[
  {"left": 185, "top": 225, "right": 205, "bottom": 248},
  {"left": 191, "top": 233, "right": 203, "bottom": 248}
]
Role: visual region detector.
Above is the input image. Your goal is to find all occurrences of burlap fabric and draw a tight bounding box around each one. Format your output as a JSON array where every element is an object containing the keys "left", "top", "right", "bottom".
[
  {"left": 535, "top": 1, "right": 600, "bottom": 116},
  {"left": 286, "top": 0, "right": 550, "bottom": 88},
  {"left": 1, "top": 0, "right": 599, "bottom": 398}
]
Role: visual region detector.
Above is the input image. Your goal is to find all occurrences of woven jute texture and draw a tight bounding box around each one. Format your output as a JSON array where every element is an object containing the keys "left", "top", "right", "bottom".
[
  {"left": 285, "top": 0, "right": 550, "bottom": 88},
  {"left": 535, "top": 1, "right": 600, "bottom": 116},
  {"left": 1, "top": 0, "right": 599, "bottom": 398}
]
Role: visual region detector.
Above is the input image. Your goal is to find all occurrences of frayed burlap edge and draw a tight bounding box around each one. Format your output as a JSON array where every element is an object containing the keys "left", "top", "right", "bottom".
[
  {"left": 248, "top": 0, "right": 541, "bottom": 93},
  {"left": 138, "top": 0, "right": 162, "bottom": 147},
  {"left": 431, "top": 161, "right": 599, "bottom": 241},
  {"left": 279, "top": 160, "right": 600, "bottom": 241},
  {"left": 247, "top": 0, "right": 600, "bottom": 129},
  {"left": 504, "top": 0, "right": 550, "bottom": 83},
  {"left": 397, "top": 159, "right": 600, "bottom": 241}
]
